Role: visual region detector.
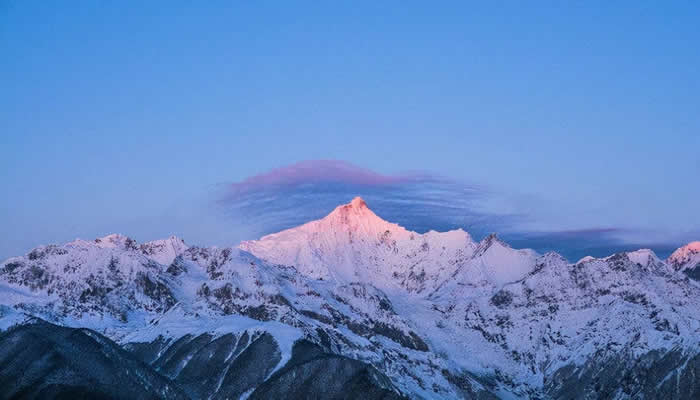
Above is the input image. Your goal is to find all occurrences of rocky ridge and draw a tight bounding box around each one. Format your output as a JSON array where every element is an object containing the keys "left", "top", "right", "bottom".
[{"left": 1, "top": 197, "right": 699, "bottom": 399}]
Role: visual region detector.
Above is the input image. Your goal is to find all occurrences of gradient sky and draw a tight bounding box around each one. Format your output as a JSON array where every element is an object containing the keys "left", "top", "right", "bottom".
[{"left": 1, "top": 1, "right": 699, "bottom": 260}]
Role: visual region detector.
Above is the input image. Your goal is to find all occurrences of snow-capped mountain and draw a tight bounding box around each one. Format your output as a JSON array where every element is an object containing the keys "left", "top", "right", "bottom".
[
  {"left": 240, "top": 197, "right": 478, "bottom": 294},
  {"left": 1, "top": 197, "right": 699, "bottom": 399},
  {"left": 668, "top": 241, "right": 700, "bottom": 280}
]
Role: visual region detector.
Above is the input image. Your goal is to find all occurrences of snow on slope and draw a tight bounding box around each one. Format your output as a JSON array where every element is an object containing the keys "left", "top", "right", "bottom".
[
  {"left": 240, "top": 197, "right": 412, "bottom": 283},
  {"left": 240, "top": 196, "right": 482, "bottom": 293},
  {"left": 668, "top": 241, "right": 700, "bottom": 271},
  {"left": 0, "top": 227, "right": 454, "bottom": 396},
  {"left": 2, "top": 197, "right": 700, "bottom": 399},
  {"left": 140, "top": 236, "right": 189, "bottom": 265},
  {"left": 625, "top": 248, "right": 663, "bottom": 269}
]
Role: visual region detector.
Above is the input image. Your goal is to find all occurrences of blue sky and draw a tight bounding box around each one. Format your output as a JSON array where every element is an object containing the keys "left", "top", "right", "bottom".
[{"left": 1, "top": 1, "right": 699, "bottom": 260}]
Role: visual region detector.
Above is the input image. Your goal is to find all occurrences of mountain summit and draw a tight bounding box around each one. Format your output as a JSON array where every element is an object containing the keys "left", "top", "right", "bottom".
[
  {"left": 348, "top": 195, "right": 368, "bottom": 209},
  {"left": 240, "top": 197, "right": 472, "bottom": 287},
  {"left": 2, "top": 199, "right": 700, "bottom": 399},
  {"left": 318, "top": 196, "right": 408, "bottom": 237},
  {"left": 668, "top": 241, "right": 700, "bottom": 279}
]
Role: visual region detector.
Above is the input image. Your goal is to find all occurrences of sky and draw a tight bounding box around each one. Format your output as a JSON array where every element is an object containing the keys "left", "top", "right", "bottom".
[{"left": 1, "top": 1, "right": 699, "bottom": 260}]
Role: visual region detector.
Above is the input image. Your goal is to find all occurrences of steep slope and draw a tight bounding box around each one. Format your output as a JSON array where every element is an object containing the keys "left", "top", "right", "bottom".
[
  {"left": 0, "top": 233, "right": 448, "bottom": 397},
  {"left": 0, "top": 320, "right": 188, "bottom": 400},
  {"left": 0, "top": 233, "right": 181, "bottom": 325},
  {"left": 140, "top": 235, "right": 189, "bottom": 265},
  {"left": 249, "top": 340, "right": 405, "bottom": 400},
  {"left": 240, "top": 196, "right": 479, "bottom": 293},
  {"left": 1, "top": 198, "right": 699, "bottom": 399},
  {"left": 423, "top": 249, "right": 700, "bottom": 395},
  {"left": 0, "top": 317, "right": 403, "bottom": 400},
  {"left": 668, "top": 241, "right": 700, "bottom": 280}
]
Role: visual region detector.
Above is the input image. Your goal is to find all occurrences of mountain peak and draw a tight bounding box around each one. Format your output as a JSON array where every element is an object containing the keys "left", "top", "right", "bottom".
[
  {"left": 94, "top": 234, "right": 137, "bottom": 249},
  {"left": 668, "top": 241, "right": 700, "bottom": 270},
  {"left": 625, "top": 248, "right": 662, "bottom": 269},
  {"left": 145, "top": 235, "right": 186, "bottom": 246},
  {"left": 677, "top": 241, "right": 700, "bottom": 253},
  {"left": 476, "top": 233, "right": 509, "bottom": 253},
  {"left": 334, "top": 196, "right": 369, "bottom": 212},
  {"left": 350, "top": 196, "right": 367, "bottom": 208},
  {"left": 324, "top": 196, "right": 381, "bottom": 224},
  {"left": 141, "top": 236, "right": 189, "bottom": 265}
]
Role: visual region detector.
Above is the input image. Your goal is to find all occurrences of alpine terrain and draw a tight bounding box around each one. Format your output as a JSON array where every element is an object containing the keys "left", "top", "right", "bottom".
[{"left": 1, "top": 197, "right": 699, "bottom": 399}]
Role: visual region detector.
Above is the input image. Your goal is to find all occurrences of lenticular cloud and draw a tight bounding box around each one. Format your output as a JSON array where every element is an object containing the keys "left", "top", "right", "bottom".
[
  {"left": 217, "top": 160, "right": 679, "bottom": 260},
  {"left": 219, "top": 160, "right": 513, "bottom": 240}
]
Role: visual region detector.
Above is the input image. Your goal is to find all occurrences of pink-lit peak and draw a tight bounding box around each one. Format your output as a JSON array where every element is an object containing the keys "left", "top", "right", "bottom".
[
  {"left": 325, "top": 196, "right": 382, "bottom": 222},
  {"left": 350, "top": 196, "right": 367, "bottom": 208},
  {"left": 670, "top": 241, "right": 700, "bottom": 259}
]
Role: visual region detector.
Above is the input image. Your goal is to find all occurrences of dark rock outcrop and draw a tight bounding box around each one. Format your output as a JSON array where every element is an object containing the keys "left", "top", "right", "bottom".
[
  {"left": 546, "top": 348, "right": 700, "bottom": 400},
  {"left": 250, "top": 340, "right": 405, "bottom": 400},
  {"left": 0, "top": 321, "right": 188, "bottom": 400}
]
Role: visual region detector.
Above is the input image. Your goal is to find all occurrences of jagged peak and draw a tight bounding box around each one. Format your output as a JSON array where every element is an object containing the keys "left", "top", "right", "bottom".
[
  {"left": 140, "top": 236, "right": 189, "bottom": 265},
  {"left": 575, "top": 249, "right": 664, "bottom": 272},
  {"left": 315, "top": 196, "right": 406, "bottom": 235},
  {"left": 670, "top": 241, "right": 700, "bottom": 258},
  {"left": 143, "top": 235, "right": 187, "bottom": 247},
  {"left": 540, "top": 251, "right": 568, "bottom": 263},
  {"left": 94, "top": 234, "right": 137, "bottom": 249},
  {"left": 576, "top": 255, "right": 597, "bottom": 264},
  {"left": 88, "top": 234, "right": 188, "bottom": 250},
  {"left": 576, "top": 248, "right": 662, "bottom": 267},
  {"left": 350, "top": 196, "right": 367, "bottom": 208},
  {"left": 59, "top": 234, "right": 188, "bottom": 265},
  {"left": 97, "top": 233, "right": 128, "bottom": 242},
  {"left": 475, "top": 233, "right": 510, "bottom": 253},
  {"left": 626, "top": 248, "right": 659, "bottom": 258},
  {"left": 248, "top": 198, "right": 489, "bottom": 249},
  {"left": 668, "top": 241, "right": 700, "bottom": 269},
  {"left": 327, "top": 196, "right": 373, "bottom": 218},
  {"left": 625, "top": 248, "right": 662, "bottom": 268}
]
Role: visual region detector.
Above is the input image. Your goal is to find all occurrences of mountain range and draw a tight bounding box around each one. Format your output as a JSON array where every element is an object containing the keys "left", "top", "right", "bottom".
[{"left": 1, "top": 197, "right": 700, "bottom": 399}]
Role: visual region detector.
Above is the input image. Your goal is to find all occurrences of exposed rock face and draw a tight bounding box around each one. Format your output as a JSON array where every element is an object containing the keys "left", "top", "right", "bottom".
[
  {"left": 1, "top": 198, "right": 699, "bottom": 399},
  {"left": 0, "top": 320, "right": 402, "bottom": 400},
  {"left": 239, "top": 196, "right": 478, "bottom": 292},
  {"left": 545, "top": 348, "right": 700, "bottom": 399},
  {"left": 250, "top": 340, "right": 405, "bottom": 400},
  {"left": 668, "top": 241, "right": 700, "bottom": 281},
  {"left": 0, "top": 321, "right": 188, "bottom": 400}
]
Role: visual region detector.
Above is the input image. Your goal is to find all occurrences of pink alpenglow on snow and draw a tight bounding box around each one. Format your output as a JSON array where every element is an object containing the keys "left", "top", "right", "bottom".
[{"left": 668, "top": 241, "right": 700, "bottom": 271}]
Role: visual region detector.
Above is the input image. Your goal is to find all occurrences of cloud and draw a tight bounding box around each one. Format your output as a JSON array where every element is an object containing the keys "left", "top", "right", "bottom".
[
  {"left": 226, "top": 160, "right": 417, "bottom": 191},
  {"left": 502, "top": 228, "right": 676, "bottom": 260},
  {"left": 219, "top": 159, "right": 518, "bottom": 240},
  {"left": 217, "top": 159, "right": 691, "bottom": 261}
]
